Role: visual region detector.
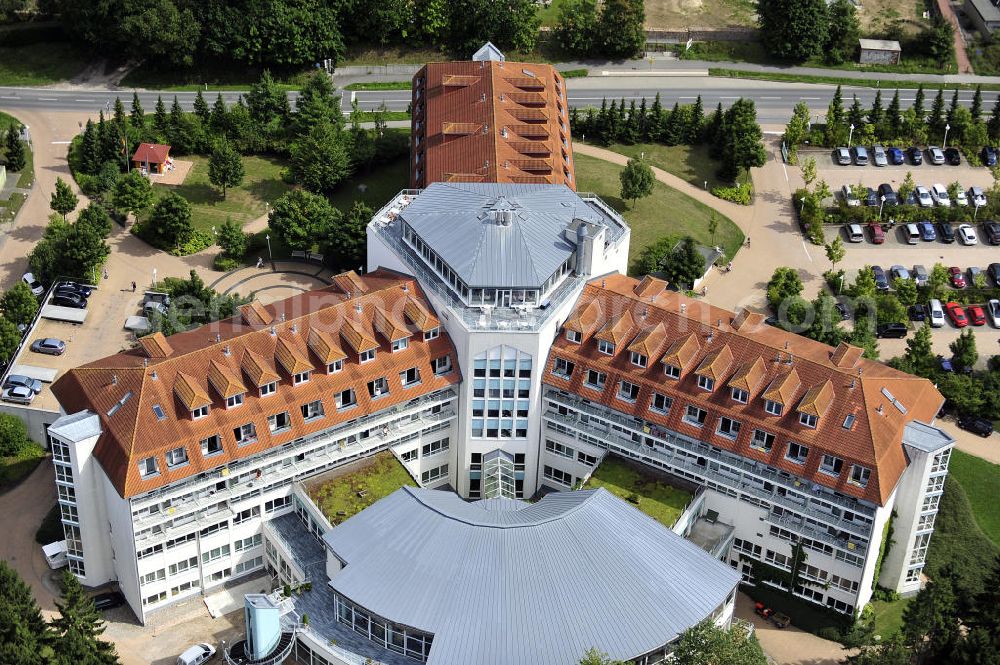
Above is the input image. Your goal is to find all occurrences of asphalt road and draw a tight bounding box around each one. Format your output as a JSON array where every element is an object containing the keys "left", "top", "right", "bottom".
[{"left": 0, "top": 77, "right": 996, "bottom": 125}]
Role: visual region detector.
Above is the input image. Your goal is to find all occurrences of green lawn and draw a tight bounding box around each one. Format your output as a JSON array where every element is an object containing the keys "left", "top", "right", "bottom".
[
  {"left": 573, "top": 153, "right": 744, "bottom": 273},
  {"left": 537, "top": 0, "right": 567, "bottom": 27},
  {"left": 0, "top": 42, "right": 85, "bottom": 86},
  {"left": 870, "top": 595, "right": 912, "bottom": 639},
  {"left": 151, "top": 155, "right": 293, "bottom": 231},
  {"left": 585, "top": 456, "right": 691, "bottom": 528},
  {"left": 344, "top": 81, "right": 411, "bottom": 91},
  {"left": 0, "top": 111, "right": 35, "bottom": 189},
  {"left": 601, "top": 142, "right": 735, "bottom": 192},
  {"left": 326, "top": 156, "right": 409, "bottom": 212},
  {"left": 120, "top": 63, "right": 310, "bottom": 91},
  {"left": 947, "top": 450, "right": 1000, "bottom": 546},
  {"left": 0, "top": 443, "right": 46, "bottom": 493},
  {"left": 308, "top": 452, "right": 415, "bottom": 524}
]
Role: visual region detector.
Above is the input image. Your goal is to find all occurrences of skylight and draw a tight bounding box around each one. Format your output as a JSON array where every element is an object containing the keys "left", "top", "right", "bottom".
[{"left": 152, "top": 404, "right": 166, "bottom": 421}]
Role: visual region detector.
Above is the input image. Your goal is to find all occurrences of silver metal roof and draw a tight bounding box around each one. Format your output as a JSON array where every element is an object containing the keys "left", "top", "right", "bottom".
[
  {"left": 49, "top": 411, "right": 102, "bottom": 442},
  {"left": 902, "top": 421, "right": 954, "bottom": 453},
  {"left": 322, "top": 486, "right": 740, "bottom": 665},
  {"left": 400, "top": 183, "right": 618, "bottom": 289},
  {"left": 859, "top": 38, "right": 901, "bottom": 51}
]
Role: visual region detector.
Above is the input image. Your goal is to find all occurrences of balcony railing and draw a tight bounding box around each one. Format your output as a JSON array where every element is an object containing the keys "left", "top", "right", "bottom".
[{"left": 223, "top": 631, "right": 296, "bottom": 665}]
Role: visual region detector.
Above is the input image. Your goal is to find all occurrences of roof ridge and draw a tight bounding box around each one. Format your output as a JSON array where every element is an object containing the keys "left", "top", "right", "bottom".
[{"left": 404, "top": 485, "right": 600, "bottom": 528}]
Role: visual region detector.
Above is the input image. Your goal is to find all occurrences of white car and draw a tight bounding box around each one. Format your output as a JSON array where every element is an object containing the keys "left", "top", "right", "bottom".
[
  {"left": 915, "top": 186, "right": 933, "bottom": 207},
  {"left": 930, "top": 184, "right": 951, "bottom": 207},
  {"left": 954, "top": 189, "right": 968, "bottom": 207},
  {"left": 989, "top": 299, "right": 1000, "bottom": 328},
  {"left": 969, "top": 186, "right": 987, "bottom": 208},
  {"left": 958, "top": 224, "right": 979, "bottom": 245},
  {"left": 841, "top": 185, "right": 860, "bottom": 207},
  {"left": 21, "top": 272, "right": 43, "bottom": 296},
  {"left": 873, "top": 145, "right": 887, "bottom": 166},
  {"left": 176, "top": 643, "right": 216, "bottom": 665}
]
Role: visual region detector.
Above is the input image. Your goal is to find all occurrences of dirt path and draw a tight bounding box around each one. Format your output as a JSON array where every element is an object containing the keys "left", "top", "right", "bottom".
[{"left": 736, "top": 593, "right": 852, "bottom": 665}]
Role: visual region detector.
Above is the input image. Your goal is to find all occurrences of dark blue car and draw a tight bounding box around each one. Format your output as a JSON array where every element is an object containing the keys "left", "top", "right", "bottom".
[
  {"left": 872, "top": 265, "right": 889, "bottom": 290},
  {"left": 982, "top": 146, "right": 998, "bottom": 167},
  {"left": 918, "top": 221, "right": 936, "bottom": 241},
  {"left": 887, "top": 147, "right": 905, "bottom": 165}
]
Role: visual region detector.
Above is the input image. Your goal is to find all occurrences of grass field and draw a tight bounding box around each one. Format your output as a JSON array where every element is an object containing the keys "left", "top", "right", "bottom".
[
  {"left": 870, "top": 595, "right": 912, "bottom": 639},
  {"left": 151, "top": 155, "right": 293, "bottom": 231},
  {"left": 327, "top": 157, "right": 409, "bottom": 212},
  {"left": 573, "top": 152, "right": 744, "bottom": 273},
  {"left": 0, "top": 42, "right": 85, "bottom": 86},
  {"left": 946, "top": 450, "right": 1000, "bottom": 546},
  {"left": 585, "top": 456, "right": 691, "bottom": 527},
  {"left": 0, "top": 111, "right": 35, "bottom": 189},
  {"left": 0, "top": 443, "right": 46, "bottom": 493},
  {"left": 602, "top": 142, "right": 734, "bottom": 192},
  {"left": 120, "top": 63, "right": 310, "bottom": 92},
  {"left": 344, "top": 81, "right": 411, "bottom": 91},
  {"left": 307, "top": 452, "right": 414, "bottom": 524}
]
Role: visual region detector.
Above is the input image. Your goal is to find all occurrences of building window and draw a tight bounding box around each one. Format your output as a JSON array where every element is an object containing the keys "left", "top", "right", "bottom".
[
  {"left": 260, "top": 382, "right": 276, "bottom": 397},
  {"left": 664, "top": 364, "right": 680, "bottom": 379},
  {"left": 234, "top": 556, "right": 263, "bottom": 576},
  {"left": 293, "top": 371, "right": 311, "bottom": 385},
  {"left": 630, "top": 351, "right": 647, "bottom": 368},
  {"left": 400, "top": 448, "right": 418, "bottom": 463},
  {"left": 731, "top": 387, "right": 749, "bottom": 404},
  {"left": 905, "top": 567, "right": 922, "bottom": 583},
  {"left": 300, "top": 400, "right": 325, "bottom": 421},
  {"left": 552, "top": 357, "right": 574, "bottom": 378},
  {"left": 400, "top": 367, "right": 421, "bottom": 387},
  {"left": 171, "top": 580, "right": 199, "bottom": 597},
  {"left": 597, "top": 339, "right": 615, "bottom": 355},
  {"left": 265, "top": 496, "right": 291, "bottom": 513},
  {"left": 191, "top": 405, "right": 209, "bottom": 419},
  {"left": 585, "top": 369, "right": 606, "bottom": 390},
  {"left": 233, "top": 422, "right": 257, "bottom": 446},
  {"left": 543, "top": 465, "right": 573, "bottom": 487},
  {"left": 421, "top": 464, "right": 448, "bottom": 484},
  {"left": 233, "top": 507, "right": 260, "bottom": 525},
  {"left": 169, "top": 556, "right": 198, "bottom": 575},
  {"left": 200, "top": 435, "right": 223, "bottom": 457},
  {"left": 143, "top": 591, "right": 167, "bottom": 606},
  {"left": 68, "top": 559, "right": 85, "bottom": 577},
  {"left": 336, "top": 388, "right": 357, "bottom": 409},
  {"left": 650, "top": 392, "right": 672, "bottom": 414},
  {"left": 764, "top": 400, "right": 783, "bottom": 416},
  {"left": 566, "top": 329, "right": 581, "bottom": 343},
  {"left": 545, "top": 439, "right": 575, "bottom": 459},
  {"left": 697, "top": 375, "right": 715, "bottom": 392},
  {"left": 141, "top": 569, "right": 166, "bottom": 585},
  {"left": 684, "top": 405, "right": 707, "bottom": 427},
  {"left": 617, "top": 381, "right": 640, "bottom": 402},
  {"left": 717, "top": 417, "right": 741, "bottom": 439},
  {"left": 368, "top": 377, "right": 389, "bottom": 398},
  {"left": 433, "top": 356, "right": 452, "bottom": 375},
  {"left": 60, "top": 503, "right": 79, "bottom": 523},
  {"left": 391, "top": 338, "right": 408, "bottom": 352},
  {"left": 849, "top": 465, "right": 871, "bottom": 488},
  {"left": 821, "top": 454, "right": 843, "bottom": 476},
  {"left": 799, "top": 412, "right": 818, "bottom": 428},
  {"left": 423, "top": 327, "right": 439, "bottom": 341},
  {"left": 328, "top": 359, "right": 344, "bottom": 373},
  {"left": 226, "top": 393, "right": 244, "bottom": 408},
  {"left": 202, "top": 544, "right": 230, "bottom": 564},
  {"left": 360, "top": 348, "right": 376, "bottom": 363},
  {"left": 422, "top": 438, "right": 449, "bottom": 457},
  {"left": 138, "top": 456, "right": 159, "bottom": 478},
  {"left": 577, "top": 451, "right": 598, "bottom": 466},
  {"left": 165, "top": 446, "right": 188, "bottom": 468},
  {"left": 234, "top": 534, "right": 262, "bottom": 552},
  {"left": 268, "top": 412, "right": 291, "bottom": 433},
  {"left": 786, "top": 442, "right": 809, "bottom": 464}
]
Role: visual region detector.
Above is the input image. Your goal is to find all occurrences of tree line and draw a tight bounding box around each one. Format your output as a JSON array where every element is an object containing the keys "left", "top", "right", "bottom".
[{"left": 554, "top": 0, "right": 645, "bottom": 59}]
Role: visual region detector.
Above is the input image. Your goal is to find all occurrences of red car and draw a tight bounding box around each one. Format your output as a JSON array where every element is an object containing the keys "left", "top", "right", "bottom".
[
  {"left": 968, "top": 304, "right": 987, "bottom": 326},
  {"left": 949, "top": 266, "right": 966, "bottom": 288},
  {"left": 946, "top": 302, "right": 969, "bottom": 328}
]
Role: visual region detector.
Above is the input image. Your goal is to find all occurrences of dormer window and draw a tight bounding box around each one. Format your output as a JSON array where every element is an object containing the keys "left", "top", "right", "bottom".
[
  {"left": 233, "top": 423, "right": 257, "bottom": 446},
  {"left": 799, "top": 412, "right": 818, "bottom": 428},
  {"left": 424, "top": 327, "right": 439, "bottom": 341},
  {"left": 617, "top": 381, "right": 640, "bottom": 403},
  {"left": 697, "top": 375, "right": 715, "bottom": 392},
  {"left": 552, "top": 357, "right": 574, "bottom": 378},
  {"left": 138, "top": 456, "right": 159, "bottom": 478},
  {"left": 328, "top": 359, "right": 343, "bottom": 373},
  {"left": 293, "top": 370, "right": 311, "bottom": 385},
  {"left": 301, "top": 400, "right": 325, "bottom": 421},
  {"left": 731, "top": 387, "right": 749, "bottom": 404},
  {"left": 717, "top": 417, "right": 741, "bottom": 439},
  {"left": 433, "top": 355, "right": 452, "bottom": 375},
  {"left": 821, "top": 454, "right": 843, "bottom": 476},
  {"left": 849, "top": 465, "right": 871, "bottom": 488},
  {"left": 191, "top": 405, "right": 209, "bottom": 419},
  {"left": 260, "top": 381, "right": 277, "bottom": 397},
  {"left": 651, "top": 392, "right": 672, "bottom": 414},
  {"left": 165, "top": 446, "right": 188, "bottom": 468},
  {"left": 360, "top": 348, "right": 376, "bottom": 363},
  {"left": 226, "top": 393, "right": 244, "bottom": 408},
  {"left": 336, "top": 388, "right": 357, "bottom": 409},
  {"left": 664, "top": 364, "right": 680, "bottom": 379},
  {"left": 598, "top": 340, "right": 615, "bottom": 355},
  {"left": 630, "top": 352, "right": 647, "bottom": 368},
  {"left": 400, "top": 367, "right": 421, "bottom": 387},
  {"left": 764, "top": 399, "right": 783, "bottom": 416},
  {"left": 368, "top": 377, "right": 389, "bottom": 398},
  {"left": 566, "top": 329, "right": 581, "bottom": 344},
  {"left": 392, "top": 338, "right": 408, "bottom": 352},
  {"left": 786, "top": 442, "right": 809, "bottom": 464},
  {"left": 200, "top": 435, "right": 223, "bottom": 457}
]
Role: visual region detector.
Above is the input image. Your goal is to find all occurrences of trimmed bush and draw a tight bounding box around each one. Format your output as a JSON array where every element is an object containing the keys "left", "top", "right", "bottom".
[
  {"left": 213, "top": 255, "right": 241, "bottom": 272},
  {"left": 711, "top": 182, "right": 753, "bottom": 205}
]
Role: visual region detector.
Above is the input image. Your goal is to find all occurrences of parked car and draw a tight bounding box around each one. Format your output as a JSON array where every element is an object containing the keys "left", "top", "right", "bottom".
[
  {"left": 887, "top": 146, "right": 905, "bottom": 165},
  {"left": 4, "top": 375, "right": 42, "bottom": 394},
  {"left": 988, "top": 299, "right": 1000, "bottom": 327},
  {"left": 949, "top": 266, "right": 967, "bottom": 288},
  {"left": 143, "top": 291, "right": 171, "bottom": 307},
  {"left": 915, "top": 185, "right": 933, "bottom": 207},
  {"left": 143, "top": 301, "right": 168, "bottom": 316},
  {"left": 989, "top": 262, "right": 1000, "bottom": 286},
  {"left": 835, "top": 147, "right": 852, "bottom": 165},
  {"left": 969, "top": 186, "right": 987, "bottom": 208},
  {"left": 890, "top": 265, "right": 911, "bottom": 282},
  {"left": 846, "top": 223, "right": 865, "bottom": 242},
  {"left": 903, "top": 223, "right": 921, "bottom": 245},
  {"left": 930, "top": 183, "right": 951, "bottom": 206},
  {"left": 958, "top": 224, "right": 979, "bottom": 245},
  {"left": 908, "top": 146, "right": 924, "bottom": 165},
  {"left": 968, "top": 304, "right": 987, "bottom": 326},
  {"left": 969, "top": 266, "right": 984, "bottom": 286},
  {"left": 872, "top": 265, "right": 890, "bottom": 291},
  {"left": 908, "top": 305, "right": 926, "bottom": 322},
  {"left": 877, "top": 322, "right": 908, "bottom": 338},
  {"left": 957, "top": 415, "right": 993, "bottom": 437},
  {"left": 946, "top": 301, "right": 969, "bottom": 327},
  {"left": 928, "top": 146, "right": 946, "bottom": 164},
  {"left": 927, "top": 299, "right": 945, "bottom": 327},
  {"left": 877, "top": 183, "right": 898, "bottom": 206},
  {"left": 944, "top": 147, "right": 961, "bottom": 165},
  {"left": 92, "top": 592, "right": 125, "bottom": 612},
  {"left": 31, "top": 338, "right": 65, "bottom": 355},
  {"left": 865, "top": 187, "right": 878, "bottom": 206},
  {"left": 51, "top": 293, "right": 87, "bottom": 309},
  {"left": 21, "top": 272, "right": 43, "bottom": 297},
  {"left": 903, "top": 188, "right": 918, "bottom": 206},
  {"left": 841, "top": 185, "right": 860, "bottom": 207},
  {"left": 873, "top": 145, "right": 888, "bottom": 166},
  {"left": 938, "top": 222, "right": 956, "bottom": 243},
  {"left": 954, "top": 189, "right": 968, "bottom": 207},
  {"left": 853, "top": 146, "right": 870, "bottom": 165},
  {"left": 835, "top": 302, "right": 851, "bottom": 320},
  {"left": 56, "top": 281, "right": 92, "bottom": 298},
  {"left": 917, "top": 221, "right": 936, "bottom": 241},
  {"left": 1, "top": 385, "right": 34, "bottom": 405},
  {"left": 983, "top": 221, "right": 1000, "bottom": 245},
  {"left": 868, "top": 222, "right": 885, "bottom": 244},
  {"left": 913, "top": 264, "right": 929, "bottom": 286},
  {"left": 982, "top": 146, "right": 998, "bottom": 166},
  {"left": 177, "top": 643, "right": 217, "bottom": 665}
]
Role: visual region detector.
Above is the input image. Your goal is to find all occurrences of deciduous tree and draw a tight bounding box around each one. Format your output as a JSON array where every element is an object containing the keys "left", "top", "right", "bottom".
[
  {"left": 50, "top": 178, "right": 78, "bottom": 220},
  {"left": 268, "top": 189, "right": 341, "bottom": 253},
  {"left": 758, "top": 0, "right": 828, "bottom": 62},
  {"left": 824, "top": 0, "right": 860, "bottom": 64},
  {"left": 824, "top": 237, "right": 845, "bottom": 271},
  {"left": 148, "top": 192, "right": 194, "bottom": 250},
  {"left": 0, "top": 281, "right": 39, "bottom": 328},
  {"left": 555, "top": 0, "right": 598, "bottom": 57},
  {"left": 767, "top": 267, "right": 803, "bottom": 307},
  {"left": 599, "top": 0, "right": 645, "bottom": 59},
  {"left": 661, "top": 236, "right": 705, "bottom": 290},
  {"left": 619, "top": 159, "right": 654, "bottom": 208},
  {"left": 113, "top": 170, "right": 154, "bottom": 218},
  {"left": 207, "top": 139, "right": 244, "bottom": 199},
  {"left": 289, "top": 122, "right": 351, "bottom": 195}
]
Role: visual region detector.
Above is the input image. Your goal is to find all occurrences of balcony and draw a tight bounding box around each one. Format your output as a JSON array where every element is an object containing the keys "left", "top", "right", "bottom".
[{"left": 223, "top": 631, "right": 296, "bottom": 665}]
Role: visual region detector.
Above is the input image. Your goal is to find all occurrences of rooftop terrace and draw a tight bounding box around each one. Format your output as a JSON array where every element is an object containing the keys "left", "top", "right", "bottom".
[
  {"left": 584, "top": 455, "right": 695, "bottom": 528},
  {"left": 305, "top": 451, "right": 415, "bottom": 526}
]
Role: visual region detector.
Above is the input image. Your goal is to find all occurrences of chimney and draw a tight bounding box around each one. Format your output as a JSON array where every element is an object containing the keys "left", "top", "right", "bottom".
[
  {"left": 270, "top": 326, "right": 276, "bottom": 336},
  {"left": 151, "top": 370, "right": 158, "bottom": 381},
  {"left": 680, "top": 303, "right": 687, "bottom": 314},
  {"left": 850, "top": 377, "right": 856, "bottom": 389},
  {"left": 355, "top": 303, "right": 363, "bottom": 314},
  {"left": 291, "top": 324, "right": 298, "bottom": 334},
  {"left": 215, "top": 333, "right": 221, "bottom": 343},
  {"left": 785, "top": 353, "right": 794, "bottom": 365},
  {"left": 279, "top": 313, "right": 286, "bottom": 322},
  {"left": 111, "top": 374, "right": 118, "bottom": 386},
  {"left": 143, "top": 358, "right": 148, "bottom": 368},
  {"left": 402, "top": 284, "right": 409, "bottom": 292},
  {"left": 641, "top": 307, "right": 648, "bottom": 319},
  {"left": 877, "top": 404, "right": 884, "bottom": 415},
  {"left": 223, "top": 345, "right": 231, "bottom": 357}
]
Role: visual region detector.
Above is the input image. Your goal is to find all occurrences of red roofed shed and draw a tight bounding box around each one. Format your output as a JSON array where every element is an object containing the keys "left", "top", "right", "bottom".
[{"left": 132, "top": 143, "right": 171, "bottom": 174}]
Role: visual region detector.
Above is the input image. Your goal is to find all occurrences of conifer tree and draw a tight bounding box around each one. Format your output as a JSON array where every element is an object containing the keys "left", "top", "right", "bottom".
[
  {"left": 129, "top": 93, "right": 144, "bottom": 131},
  {"left": 622, "top": 99, "right": 640, "bottom": 145},
  {"left": 988, "top": 98, "right": 1000, "bottom": 141},
  {"left": 929, "top": 89, "right": 946, "bottom": 136},
  {"left": 886, "top": 90, "right": 902, "bottom": 139},
  {"left": 210, "top": 93, "right": 229, "bottom": 134},
  {"left": 687, "top": 95, "right": 704, "bottom": 144},
  {"left": 971, "top": 85, "right": 983, "bottom": 122},
  {"left": 153, "top": 95, "right": 168, "bottom": 133},
  {"left": 636, "top": 97, "right": 648, "bottom": 142},
  {"left": 847, "top": 95, "right": 864, "bottom": 130},
  {"left": 867, "top": 89, "right": 883, "bottom": 128},
  {"left": 50, "top": 571, "right": 119, "bottom": 665},
  {"left": 4, "top": 124, "right": 25, "bottom": 172},
  {"left": 80, "top": 119, "right": 101, "bottom": 175},
  {"left": 912, "top": 84, "right": 925, "bottom": 123},
  {"left": 649, "top": 93, "right": 664, "bottom": 142},
  {"left": 193, "top": 90, "right": 210, "bottom": 125}
]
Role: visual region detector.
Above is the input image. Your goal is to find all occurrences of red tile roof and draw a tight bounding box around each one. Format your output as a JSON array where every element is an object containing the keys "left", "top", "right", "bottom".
[
  {"left": 410, "top": 60, "right": 575, "bottom": 189},
  {"left": 132, "top": 143, "right": 170, "bottom": 164},
  {"left": 50, "top": 271, "right": 461, "bottom": 498},
  {"left": 544, "top": 275, "right": 944, "bottom": 506}
]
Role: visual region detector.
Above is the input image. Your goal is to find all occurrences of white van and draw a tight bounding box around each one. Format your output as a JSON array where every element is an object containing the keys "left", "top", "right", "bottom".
[
  {"left": 846, "top": 224, "right": 865, "bottom": 243},
  {"left": 177, "top": 643, "right": 216, "bottom": 665},
  {"left": 927, "top": 299, "right": 945, "bottom": 328},
  {"left": 904, "top": 223, "right": 920, "bottom": 245}
]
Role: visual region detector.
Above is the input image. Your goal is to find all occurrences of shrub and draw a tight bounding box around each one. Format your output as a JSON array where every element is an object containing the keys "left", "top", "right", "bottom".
[
  {"left": 871, "top": 586, "right": 900, "bottom": 603},
  {"left": 559, "top": 68, "right": 589, "bottom": 78},
  {"left": 815, "top": 626, "right": 842, "bottom": 642},
  {"left": 213, "top": 255, "right": 241, "bottom": 272},
  {"left": 711, "top": 182, "right": 753, "bottom": 205},
  {"left": 0, "top": 413, "right": 34, "bottom": 457},
  {"left": 824, "top": 269, "right": 846, "bottom": 293},
  {"left": 170, "top": 229, "right": 213, "bottom": 257}
]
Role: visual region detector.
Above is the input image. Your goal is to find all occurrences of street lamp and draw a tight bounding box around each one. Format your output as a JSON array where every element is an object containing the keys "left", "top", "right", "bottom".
[
  {"left": 152, "top": 268, "right": 157, "bottom": 288},
  {"left": 878, "top": 194, "right": 886, "bottom": 220},
  {"left": 944, "top": 123, "right": 951, "bottom": 149},
  {"left": 975, "top": 200, "right": 982, "bottom": 220},
  {"left": 265, "top": 234, "right": 272, "bottom": 263},
  {"left": 848, "top": 124, "right": 856, "bottom": 148},
  {"left": 838, "top": 272, "right": 845, "bottom": 294}
]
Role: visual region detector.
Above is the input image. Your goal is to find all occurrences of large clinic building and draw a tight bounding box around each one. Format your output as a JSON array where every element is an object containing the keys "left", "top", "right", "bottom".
[{"left": 45, "top": 45, "right": 952, "bottom": 665}]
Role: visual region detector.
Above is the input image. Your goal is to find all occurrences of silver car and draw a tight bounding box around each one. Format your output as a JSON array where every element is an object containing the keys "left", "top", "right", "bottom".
[
  {"left": 912, "top": 265, "right": 929, "bottom": 287},
  {"left": 915, "top": 186, "right": 933, "bottom": 207},
  {"left": 2, "top": 385, "right": 34, "bottom": 405},
  {"left": 4, "top": 375, "right": 42, "bottom": 394},
  {"left": 873, "top": 145, "right": 887, "bottom": 166},
  {"left": 928, "top": 146, "right": 946, "bottom": 165},
  {"left": 835, "top": 147, "right": 851, "bottom": 165},
  {"left": 841, "top": 185, "right": 860, "bottom": 207},
  {"left": 890, "top": 265, "right": 911, "bottom": 282},
  {"left": 969, "top": 186, "right": 987, "bottom": 208},
  {"left": 30, "top": 338, "right": 65, "bottom": 355},
  {"left": 989, "top": 299, "right": 1000, "bottom": 328}
]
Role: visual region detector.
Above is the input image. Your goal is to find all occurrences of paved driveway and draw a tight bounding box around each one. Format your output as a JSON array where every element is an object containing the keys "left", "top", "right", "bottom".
[{"left": 735, "top": 592, "right": 851, "bottom": 665}]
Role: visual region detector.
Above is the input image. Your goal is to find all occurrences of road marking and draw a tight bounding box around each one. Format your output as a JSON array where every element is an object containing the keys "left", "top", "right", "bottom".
[
  {"left": 679, "top": 96, "right": 696, "bottom": 99},
  {"left": 37, "top": 97, "right": 58, "bottom": 101},
  {"left": 801, "top": 241, "right": 813, "bottom": 261},
  {"left": 761, "top": 96, "right": 781, "bottom": 100},
  {"left": 75, "top": 99, "right": 91, "bottom": 102},
  {"left": 720, "top": 96, "right": 738, "bottom": 99},
  {"left": 800, "top": 97, "right": 821, "bottom": 100},
  {"left": 50, "top": 141, "right": 71, "bottom": 145},
  {"left": 0, "top": 95, "right": 16, "bottom": 99}
]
